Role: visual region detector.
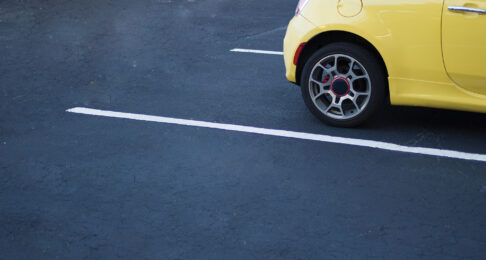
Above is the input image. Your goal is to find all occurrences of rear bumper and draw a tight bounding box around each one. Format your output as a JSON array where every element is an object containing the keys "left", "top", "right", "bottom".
[{"left": 283, "top": 15, "right": 316, "bottom": 83}]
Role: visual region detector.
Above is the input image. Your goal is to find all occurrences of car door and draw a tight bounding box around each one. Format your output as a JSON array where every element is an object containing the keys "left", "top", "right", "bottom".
[{"left": 442, "top": 0, "right": 486, "bottom": 95}]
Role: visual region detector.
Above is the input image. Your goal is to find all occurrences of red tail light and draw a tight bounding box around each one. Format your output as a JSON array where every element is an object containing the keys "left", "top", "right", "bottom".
[
  {"left": 293, "top": 43, "right": 306, "bottom": 65},
  {"left": 296, "top": 0, "right": 310, "bottom": 15}
]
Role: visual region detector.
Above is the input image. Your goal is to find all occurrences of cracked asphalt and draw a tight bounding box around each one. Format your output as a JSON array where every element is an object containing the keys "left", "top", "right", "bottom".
[{"left": 1, "top": 0, "right": 486, "bottom": 259}]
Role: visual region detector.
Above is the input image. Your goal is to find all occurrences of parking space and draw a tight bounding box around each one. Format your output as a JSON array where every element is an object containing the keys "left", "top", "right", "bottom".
[{"left": 1, "top": 0, "right": 486, "bottom": 259}]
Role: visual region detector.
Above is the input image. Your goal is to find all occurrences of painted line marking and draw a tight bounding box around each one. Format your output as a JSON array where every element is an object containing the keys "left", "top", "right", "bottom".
[
  {"left": 66, "top": 107, "right": 486, "bottom": 163},
  {"left": 230, "top": 48, "right": 283, "bottom": 56}
]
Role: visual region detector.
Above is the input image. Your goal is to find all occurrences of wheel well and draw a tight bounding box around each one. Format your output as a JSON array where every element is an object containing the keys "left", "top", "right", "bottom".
[{"left": 296, "top": 31, "right": 388, "bottom": 87}]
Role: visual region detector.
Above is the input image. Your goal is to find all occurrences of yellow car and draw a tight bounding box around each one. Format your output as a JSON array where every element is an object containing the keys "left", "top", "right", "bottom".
[{"left": 284, "top": 0, "right": 486, "bottom": 127}]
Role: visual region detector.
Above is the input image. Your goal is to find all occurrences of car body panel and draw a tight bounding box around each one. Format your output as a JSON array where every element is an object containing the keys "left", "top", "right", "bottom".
[
  {"left": 337, "top": 0, "right": 363, "bottom": 17},
  {"left": 442, "top": 0, "right": 486, "bottom": 95},
  {"left": 284, "top": 0, "right": 486, "bottom": 114}
]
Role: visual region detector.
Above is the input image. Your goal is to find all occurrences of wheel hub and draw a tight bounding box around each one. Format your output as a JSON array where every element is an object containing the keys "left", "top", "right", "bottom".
[{"left": 330, "top": 77, "right": 350, "bottom": 97}]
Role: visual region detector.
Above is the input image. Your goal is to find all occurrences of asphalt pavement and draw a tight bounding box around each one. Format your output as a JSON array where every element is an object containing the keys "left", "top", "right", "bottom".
[{"left": 1, "top": 0, "right": 486, "bottom": 259}]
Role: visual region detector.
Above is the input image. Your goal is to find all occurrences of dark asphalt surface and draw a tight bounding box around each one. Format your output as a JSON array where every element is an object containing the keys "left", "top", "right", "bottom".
[{"left": 1, "top": 0, "right": 486, "bottom": 259}]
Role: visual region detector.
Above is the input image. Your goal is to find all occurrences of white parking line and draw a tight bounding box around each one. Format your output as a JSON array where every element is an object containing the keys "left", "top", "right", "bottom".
[
  {"left": 230, "top": 48, "right": 284, "bottom": 55},
  {"left": 67, "top": 107, "right": 486, "bottom": 163}
]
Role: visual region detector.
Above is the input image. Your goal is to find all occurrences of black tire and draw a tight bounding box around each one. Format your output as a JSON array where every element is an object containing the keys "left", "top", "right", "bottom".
[{"left": 301, "top": 42, "right": 386, "bottom": 127}]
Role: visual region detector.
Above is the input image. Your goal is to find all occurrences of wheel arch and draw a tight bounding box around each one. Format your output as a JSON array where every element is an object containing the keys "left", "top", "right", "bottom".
[{"left": 296, "top": 31, "right": 389, "bottom": 88}]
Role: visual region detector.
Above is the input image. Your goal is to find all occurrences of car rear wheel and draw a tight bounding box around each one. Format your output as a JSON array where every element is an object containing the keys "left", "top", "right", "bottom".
[{"left": 301, "top": 42, "right": 386, "bottom": 127}]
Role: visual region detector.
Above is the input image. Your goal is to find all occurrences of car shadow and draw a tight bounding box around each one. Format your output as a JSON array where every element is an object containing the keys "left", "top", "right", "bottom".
[
  {"left": 365, "top": 104, "right": 486, "bottom": 132},
  {"left": 359, "top": 104, "right": 480, "bottom": 130}
]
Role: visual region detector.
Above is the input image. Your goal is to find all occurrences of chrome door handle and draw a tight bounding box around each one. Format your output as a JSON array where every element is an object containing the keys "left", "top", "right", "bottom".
[{"left": 448, "top": 6, "right": 486, "bottom": 14}]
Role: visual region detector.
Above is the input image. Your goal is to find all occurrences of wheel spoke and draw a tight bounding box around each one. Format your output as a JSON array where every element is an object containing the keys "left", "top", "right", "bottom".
[
  {"left": 326, "top": 104, "right": 344, "bottom": 115},
  {"left": 346, "top": 60, "right": 355, "bottom": 75},
  {"left": 353, "top": 89, "right": 371, "bottom": 96},
  {"left": 351, "top": 99, "right": 360, "bottom": 111},
  {"left": 333, "top": 95, "right": 340, "bottom": 105},
  {"left": 310, "top": 78, "right": 331, "bottom": 101},
  {"left": 317, "top": 63, "right": 336, "bottom": 75},
  {"left": 314, "top": 90, "right": 329, "bottom": 101},
  {"left": 316, "top": 63, "right": 327, "bottom": 71},
  {"left": 310, "top": 78, "right": 330, "bottom": 88},
  {"left": 331, "top": 95, "right": 344, "bottom": 107},
  {"left": 318, "top": 55, "right": 339, "bottom": 74},
  {"left": 351, "top": 75, "right": 367, "bottom": 81}
]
